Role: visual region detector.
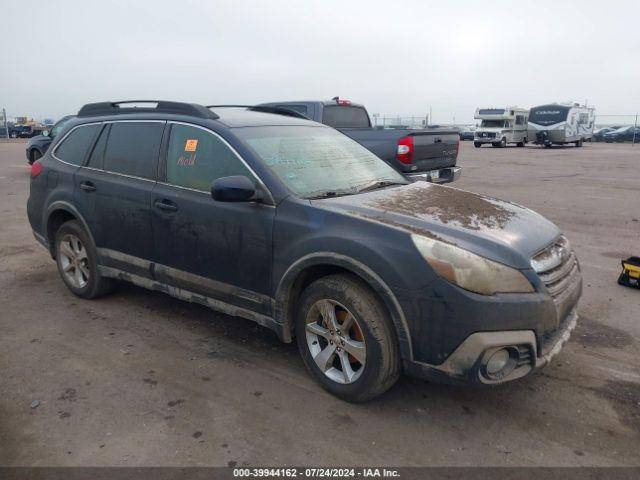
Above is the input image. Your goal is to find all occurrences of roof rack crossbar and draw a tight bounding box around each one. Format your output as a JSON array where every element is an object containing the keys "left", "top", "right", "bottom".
[
  {"left": 207, "top": 104, "right": 309, "bottom": 120},
  {"left": 77, "top": 100, "right": 219, "bottom": 119}
]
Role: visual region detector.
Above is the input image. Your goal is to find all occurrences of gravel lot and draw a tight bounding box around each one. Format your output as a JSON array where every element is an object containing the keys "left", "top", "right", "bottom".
[{"left": 0, "top": 140, "right": 639, "bottom": 467}]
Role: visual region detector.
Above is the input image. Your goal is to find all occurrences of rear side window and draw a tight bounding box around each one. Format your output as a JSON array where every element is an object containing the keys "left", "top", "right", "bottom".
[
  {"left": 86, "top": 125, "right": 109, "bottom": 169},
  {"left": 54, "top": 124, "right": 100, "bottom": 165},
  {"left": 165, "top": 123, "right": 251, "bottom": 192},
  {"left": 322, "top": 106, "right": 370, "bottom": 128},
  {"left": 103, "top": 122, "right": 164, "bottom": 179}
]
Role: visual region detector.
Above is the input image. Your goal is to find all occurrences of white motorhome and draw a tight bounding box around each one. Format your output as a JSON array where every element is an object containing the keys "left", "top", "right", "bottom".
[
  {"left": 473, "top": 107, "right": 529, "bottom": 148},
  {"left": 528, "top": 103, "right": 595, "bottom": 147}
]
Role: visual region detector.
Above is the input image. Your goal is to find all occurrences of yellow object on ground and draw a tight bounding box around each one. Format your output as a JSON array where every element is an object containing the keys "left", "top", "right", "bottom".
[{"left": 618, "top": 257, "right": 640, "bottom": 288}]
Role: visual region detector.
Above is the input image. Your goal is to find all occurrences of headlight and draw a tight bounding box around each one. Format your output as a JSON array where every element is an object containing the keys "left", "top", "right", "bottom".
[{"left": 411, "top": 234, "right": 534, "bottom": 295}]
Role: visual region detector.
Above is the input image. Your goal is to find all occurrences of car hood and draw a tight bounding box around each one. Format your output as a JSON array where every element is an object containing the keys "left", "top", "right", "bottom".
[
  {"left": 27, "top": 135, "right": 50, "bottom": 145},
  {"left": 313, "top": 182, "right": 560, "bottom": 269}
]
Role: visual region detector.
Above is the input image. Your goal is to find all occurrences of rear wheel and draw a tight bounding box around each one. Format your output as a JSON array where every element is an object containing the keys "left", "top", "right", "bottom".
[
  {"left": 474, "top": 142, "right": 482, "bottom": 148},
  {"left": 54, "top": 220, "right": 115, "bottom": 299},
  {"left": 295, "top": 274, "right": 400, "bottom": 402},
  {"left": 516, "top": 140, "right": 525, "bottom": 147},
  {"left": 575, "top": 139, "right": 583, "bottom": 147}
]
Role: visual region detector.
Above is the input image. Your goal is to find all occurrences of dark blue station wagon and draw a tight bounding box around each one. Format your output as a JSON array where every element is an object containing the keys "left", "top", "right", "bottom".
[{"left": 28, "top": 101, "right": 582, "bottom": 402}]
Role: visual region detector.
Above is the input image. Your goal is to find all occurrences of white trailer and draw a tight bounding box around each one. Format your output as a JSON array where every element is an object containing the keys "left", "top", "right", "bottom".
[
  {"left": 528, "top": 103, "right": 595, "bottom": 147},
  {"left": 473, "top": 107, "right": 529, "bottom": 148}
]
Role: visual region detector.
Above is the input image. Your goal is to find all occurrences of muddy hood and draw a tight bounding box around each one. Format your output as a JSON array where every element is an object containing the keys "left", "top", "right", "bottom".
[{"left": 315, "top": 182, "right": 561, "bottom": 269}]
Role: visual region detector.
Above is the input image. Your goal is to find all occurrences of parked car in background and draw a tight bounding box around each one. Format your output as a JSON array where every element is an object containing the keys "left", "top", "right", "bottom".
[
  {"left": 459, "top": 126, "right": 475, "bottom": 141},
  {"left": 28, "top": 100, "right": 581, "bottom": 402},
  {"left": 592, "top": 127, "right": 616, "bottom": 142},
  {"left": 25, "top": 115, "right": 75, "bottom": 164},
  {"left": 258, "top": 98, "right": 461, "bottom": 183},
  {"left": 10, "top": 125, "right": 36, "bottom": 138},
  {"left": 603, "top": 126, "right": 640, "bottom": 143}
]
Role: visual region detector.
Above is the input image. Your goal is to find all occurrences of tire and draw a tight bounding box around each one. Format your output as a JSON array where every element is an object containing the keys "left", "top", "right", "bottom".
[
  {"left": 295, "top": 274, "right": 400, "bottom": 402},
  {"left": 54, "top": 220, "right": 115, "bottom": 299},
  {"left": 29, "top": 149, "right": 42, "bottom": 165},
  {"left": 474, "top": 142, "right": 482, "bottom": 148},
  {"left": 516, "top": 140, "right": 524, "bottom": 147},
  {"left": 491, "top": 142, "right": 499, "bottom": 147},
  {"left": 10, "top": 132, "right": 18, "bottom": 139},
  {"left": 500, "top": 137, "right": 507, "bottom": 148},
  {"left": 575, "top": 139, "right": 583, "bottom": 147}
]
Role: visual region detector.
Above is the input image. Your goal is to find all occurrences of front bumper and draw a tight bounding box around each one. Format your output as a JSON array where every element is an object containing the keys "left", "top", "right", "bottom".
[
  {"left": 404, "top": 306, "right": 578, "bottom": 385},
  {"left": 408, "top": 166, "right": 461, "bottom": 184},
  {"left": 474, "top": 137, "right": 499, "bottom": 144}
]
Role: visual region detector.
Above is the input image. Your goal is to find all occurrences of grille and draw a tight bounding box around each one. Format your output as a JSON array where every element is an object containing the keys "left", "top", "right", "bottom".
[
  {"left": 477, "top": 132, "right": 497, "bottom": 138},
  {"left": 531, "top": 236, "right": 580, "bottom": 299}
]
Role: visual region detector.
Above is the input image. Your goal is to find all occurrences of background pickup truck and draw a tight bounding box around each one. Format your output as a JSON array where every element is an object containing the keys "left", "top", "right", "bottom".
[{"left": 259, "top": 98, "right": 461, "bottom": 183}]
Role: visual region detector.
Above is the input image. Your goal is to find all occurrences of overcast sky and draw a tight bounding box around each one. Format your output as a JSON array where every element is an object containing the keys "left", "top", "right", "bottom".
[{"left": 2, "top": 0, "right": 639, "bottom": 123}]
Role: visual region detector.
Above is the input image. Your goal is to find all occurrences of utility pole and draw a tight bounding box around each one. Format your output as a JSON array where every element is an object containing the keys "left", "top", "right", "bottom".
[{"left": 2, "top": 109, "right": 9, "bottom": 142}]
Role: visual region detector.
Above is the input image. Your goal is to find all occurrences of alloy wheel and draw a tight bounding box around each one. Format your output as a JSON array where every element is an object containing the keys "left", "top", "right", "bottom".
[
  {"left": 305, "top": 299, "right": 366, "bottom": 384},
  {"left": 58, "top": 234, "right": 90, "bottom": 289}
]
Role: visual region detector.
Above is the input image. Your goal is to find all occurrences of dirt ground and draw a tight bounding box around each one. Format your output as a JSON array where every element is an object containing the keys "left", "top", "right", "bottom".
[{"left": 0, "top": 140, "right": 639, "bottom": 467}]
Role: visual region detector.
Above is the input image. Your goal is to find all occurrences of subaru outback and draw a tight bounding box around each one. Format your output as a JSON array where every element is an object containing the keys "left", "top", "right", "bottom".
[{"left": 27, "top": 101, "right": 581, "bottom": 402}]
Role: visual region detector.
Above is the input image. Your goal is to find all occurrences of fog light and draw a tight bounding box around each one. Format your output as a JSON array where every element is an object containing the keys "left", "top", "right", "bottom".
[{"left": 484, "top": 347, "right": 517, "bottom": 380}]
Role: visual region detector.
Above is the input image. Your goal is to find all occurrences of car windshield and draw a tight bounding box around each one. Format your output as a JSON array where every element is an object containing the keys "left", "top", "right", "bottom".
[
  {"left": 51, "top": 116, "right": 73, "bottom": 138},
  {"left": 613, "top": 126, "right": 631, "bottom": 133},
  {"left": 236, "top": 125, "right": 408, "bottom": 198}
]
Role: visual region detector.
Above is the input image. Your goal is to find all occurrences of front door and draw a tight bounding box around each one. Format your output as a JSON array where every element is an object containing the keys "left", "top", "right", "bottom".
[{"left": 151, "top": 122, "right": 275, "bottom": 316}]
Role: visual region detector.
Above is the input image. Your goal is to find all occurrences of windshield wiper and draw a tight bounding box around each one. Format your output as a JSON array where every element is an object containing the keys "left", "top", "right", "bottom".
[
  {"left": 305, "top": 188, "right": 359, "bottom": 200},
  {"left": 355, "top": 180, "right": 406, "bottom": 193}
]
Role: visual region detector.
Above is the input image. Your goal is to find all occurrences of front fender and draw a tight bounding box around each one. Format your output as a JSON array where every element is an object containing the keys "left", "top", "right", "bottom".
[{"left": 274, "top": 252, "right": 413, "bottom": 361}]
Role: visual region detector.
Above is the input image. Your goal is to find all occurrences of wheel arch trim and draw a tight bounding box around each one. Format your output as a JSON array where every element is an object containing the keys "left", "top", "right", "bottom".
[
  {"left": 44, "top": 201, "right": 96, "bottom": 255},
  {"left": 274, "top": 252, "right": 413, "bottom": 360}
]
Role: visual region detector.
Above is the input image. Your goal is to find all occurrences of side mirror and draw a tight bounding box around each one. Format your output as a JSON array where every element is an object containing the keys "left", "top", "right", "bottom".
[
  {"left": 42, "top": 130, "right": 49, "bottom": 137},
  {"left": 211, "top": 175, "right": 257, "bottom": 202}
]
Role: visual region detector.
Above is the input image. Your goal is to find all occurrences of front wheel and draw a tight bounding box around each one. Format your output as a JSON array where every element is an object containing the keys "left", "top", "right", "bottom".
[
  {"left": 500, "top": 137, "right": 507, "bottom": 148},
  {"left": 29, "top": 149, "right": 42, "bottom": 165},
  {"left": 54, "top": 220, "right": 115, "bottom": 299},
  {"left": 295, "top": 274, "right": 400, "bottom": 402}
]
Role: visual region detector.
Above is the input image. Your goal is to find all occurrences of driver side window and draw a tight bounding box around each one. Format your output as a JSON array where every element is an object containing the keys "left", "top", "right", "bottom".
[{"left": 165, "top": 124, "right": 251, "bottom": 192}]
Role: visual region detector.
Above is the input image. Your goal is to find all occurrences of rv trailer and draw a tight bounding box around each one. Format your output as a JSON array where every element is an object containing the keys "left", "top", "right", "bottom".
[
  {"left": 473, "top": 107, "right": 529, "bottom": 148},
  {"left": 528, "top": 103, "right": 595, "bottom": 147}
]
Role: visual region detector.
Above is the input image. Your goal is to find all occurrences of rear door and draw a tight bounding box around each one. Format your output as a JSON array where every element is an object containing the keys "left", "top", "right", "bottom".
[
  {"left": 73, "top": 120, "right": 164, "bottom": 277},
  {"left": 150, "top": 122, "right": 274, "bottom": 316}
]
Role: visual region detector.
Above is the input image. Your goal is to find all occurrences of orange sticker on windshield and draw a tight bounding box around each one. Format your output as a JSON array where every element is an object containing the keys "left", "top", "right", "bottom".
[{"left": 185, "top": 139, "right": 198, "bottom": 152}]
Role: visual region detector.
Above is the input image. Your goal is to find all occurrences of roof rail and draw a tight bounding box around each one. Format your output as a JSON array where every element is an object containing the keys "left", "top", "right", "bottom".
[
  {"left": 207, "top": 104, "right": 309, "bottom": 120},
  {"left": 77, "top": 100, "right": 219, "bottom": 119}
]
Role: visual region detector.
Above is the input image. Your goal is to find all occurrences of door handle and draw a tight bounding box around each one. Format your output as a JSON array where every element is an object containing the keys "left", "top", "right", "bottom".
[
  {"left": 80, "top": 181, "right": 96, "bottom": 192},
  {"left": 154, "top": 200, "right": 178, "bottom": 212}
]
